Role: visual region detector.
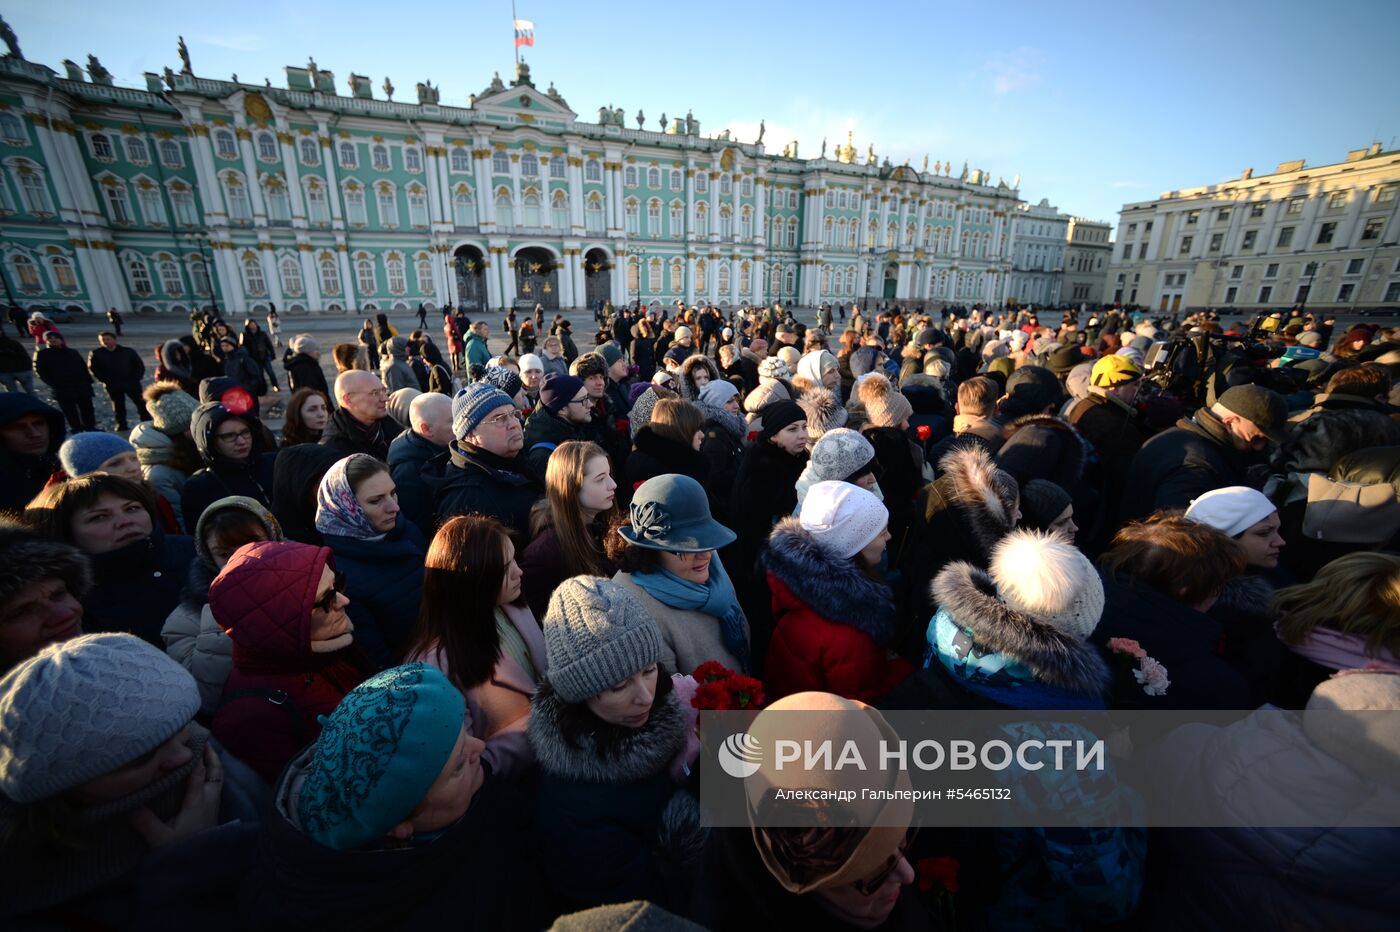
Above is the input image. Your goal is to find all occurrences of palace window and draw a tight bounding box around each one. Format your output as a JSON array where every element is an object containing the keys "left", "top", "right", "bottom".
[
  {"left": 416, "top": 256, "right": 433, "bottom": 294},
  {"left": 17, "top": 169, "right": 52, "bottom": 215},
  {"left": 280, "top": 257, "right": 303, "bottom": 296},
  {"left": 450, "top": 147, "right": 470, "bottom": 171},
  {"left": 670, "top": 169, "right": 682, "bottom": 190},
  {"left": 266, "top": 183, "right": 290, "bottom": 222},
  {"left": 648, "top": 258, "right": 662, "bottom": 293},
  {"left": 1362, "top": 218, "right": 1384, "bottom": 241},
  {"left": 90, "top": 132, "right": 115, "bottom": 161},
  {"left": 694, "top": 172, "right": 707, "bottom": 194},
  {"left": 696, "top": 259, "right": 707, "bottom": 291},
  {"left": 694, "top": 202, "right": 708, "bottom": 237},
  {"left": 551, "top": 190, "right": 568, "bottom": 229},
  {"left": 741, "top": 206, "right": 753, "bottom": 240},
  {"left": 256, "top": 132, "right": 278, "bottom": 161},
  {"left": 372, "top": 144, "right": 391, "bottom": 171},
  {"left": 521, "top": 153, "right": 538, "bottom": 177},
  {"left": 1316, "top": 222, "right": 1336, "bottom": 245},
  {"left": 454, "top": 186, "right": 476, "bottom": 226},
  {"left": 742, "top": 177, "right": 752, "bottom": 197},
  {"left": 496, "top": 190, "right": 514, "bottom": 228},
  {"left": 355, "top": 258, "right": 376, "bottom": 294},
  {"left": 377, "top": 185, "right": 398, "bottom": 226},
  {"left": 305, "top": 182, "right": 329, "bottom": 223},
  {"left": 493, "top": 151, "right": 511, "bottom": 174},
  {"left": 1328, "top": 191, "right": 1347, "bottom": 209},
  {"left": 12, "top": 254, "right": 40, "bottom": 291},
  {"left": 125, "top": 136, "right": 150, "bottom": 164},
  {"left": 624, "top": 165, "right": 637, "bottom": 186},
  {"left": 127, "top": 258, "right": 154, "bottom": 296},
  {"left": 159, "top": 260, "right": 183, "bottom": 295},
  {"left": 241, "top": 256, "right": 266, "bottom": 296},
  {"left": 189, "top": 260, "right": 211, "bottom": 295},
  {"left": 585, "top": 159, "right": 602, "bottom": 182},
  {"left": 523, "top": 191, "right": 542, "bottom": 227},
  {"left": 549, "top": 158, "right": 565, "bottom": 179},
  {"left": 1276, "top": 226, "right": 1294, "bottom": 248},
  {"left": 785, "top": 217, "right": 798, "bottom": 248},
  {"left": 647, "top": 167, "right": 660, "bottom": 188},
  {"left": 224, "top": 177, "right": 252, "bottom": 222},
  {"left": 670, "top": 260, "right": 683, "bottom": 292},
  {"left": 319, "top": 258, "right": 340, "bottom": 295},
  {"left": 720, "top": 174, "right": 731, "bottom": 196},
  {"left": 585, "top": 193, "right": 604, "bottom": 233},
  {"left": 215, "top": 130, "right": 238, "bottom": 159},
  {"left": 647, "top": 198, "right": 661, "bottom": 234},
  {"left": 103, "top": 181, "right": 132, "bottom": 223},
  {"left": 0, "top": 113, "right": 27, "bottom": 145},
  {"left": 344, "top": 186, "right": 367, "bottom": 225},
  {"left": 338, "top": 141, "right": 358, "bottom": 169},
  {"left": 408, "top": 187, "right": 429, "bottom": 227},
  {"left": 404, "top": 147, "right": 422, "bottom": 172},
  {"left": 386, "top": 255, "right": 406, "bottom": 294},
  {"left": 299, "top": 137, "right": 319, "bottom": 165},
  {"left": 159, "top": 139, "right": 183, "bottom": 168},
  {"left": 718, "top": 261, "right": 730, "bottom": 294},
  {"left": 740, "top": 260, "right": 751, "bottom": 294},
  {"left": 51, "top": 256, "right": 78, "bottom": 292},
  {"left": 719, "top": 205, "right": 733, "bottom": 239},
  {"left": 136, "top": 184, "right": 165, "bottom": 225},
  {"left": 669, "top": 200, "right": 684, "bottom": 238}
]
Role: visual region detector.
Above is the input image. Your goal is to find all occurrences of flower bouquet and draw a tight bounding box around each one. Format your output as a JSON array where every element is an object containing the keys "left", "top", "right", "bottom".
[
  {"left": 1107, "top": 638, "right": 1170, "bottom": 696},
  {"left": 691, "top": 660, "right": 766, "bottom": 711}
]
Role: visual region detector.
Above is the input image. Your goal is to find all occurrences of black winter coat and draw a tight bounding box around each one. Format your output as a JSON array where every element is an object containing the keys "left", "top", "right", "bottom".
[
  {"left": 84, "top": 525, "right": 196, "bottom": 649},
  {"left": 283, "top": 352, "right": 329, "bottom": 396},
  {"left": 697, "top": 411, "right": 745, "bottom": 524},
  {"left": 1090, "top": 572, "right": 1252, "bottom": 710},
  {"left": 386, "top": 429, "right": 442, "bottom": 535},
  {"left": 323, "top": 519, "right": 426, "bottom": 669},
  {"left": 183, "top": 403, "right": 276, "bottom": 532},
  {"left": 33, "top": 345, "right": 92, "bottom": 398},
  {"left": 222, "top": 348, "right": 265, "bottom": 396},
  {"left": 1119, "top": 408, "right": 1254, "bottom": 522},
  {"left": 862, "top": 425, "right": 925, "bottom": 566},
  {"left": 86, "top": 344, "right": 145, "bottom": 387},
  {"left": 319, "top": 409, "right": 394, "bottom": 460},
  {"left": 425, "top": 441, "right": 542, "bottom": 536},
  {"left": 0, "top": 393, "right": 63, "bottom": 516},
  {"left": 270, "top": 443, "right": 344, "bottom": 544},
  {"left": 625, "top": 426, "right": 709, "bottom": 492},
  {"left": 239, "top": 328, "right": 275, "bottom": 363},
  {"left": 521, "top": 406, "right": 588, "bottom": 483}
]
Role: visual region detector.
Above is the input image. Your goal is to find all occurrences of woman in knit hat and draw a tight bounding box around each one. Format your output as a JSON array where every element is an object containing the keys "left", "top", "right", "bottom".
[
  {"left": 519, "top": 440, "right": 619, "bottom": 620},
  {"left": 794, "top": 428, "right": 882, "bottom": 510},
  {"left": 0, "top": 633, "right": 265, "bottom": 925},
  {"left": 57, "top": 431, "right": 182, "bottom": 533},
  {"left": 208, "top": 540, "right": 371, "bottom": 782},
  {"left": 743, "top": 355, "right": 795, "bottom": 417},
  {"left": 1184, "top": 485, "right": 1288, "bottom": 701},
  {"left": 314, "top": 454, "right": 426, "bottom": 668},
  {"left": 407, "top": 515, "right": 548, "bottom": 780},
  {"left": 607, "top": 474, "right": 749, "bottom": 676},
  {"left": 763, "top": 481, "right": 912, "bottom": 704},
  {"left": 130, "top": 382, "right": 202, "bottom": 529},
  {"left": 857, "top": 372, "right": 924, "bottom": 568},
  {"left": 926, "top": 529, "right": 1111, "bottom": 709},
  {"left": 24, "top": 474, "right": 195, "bottom": 650},
  {"left": 244, "top": 662, "right": 547, "bottom": 929},
  {"left": 0, "top": 519, "right": 90, "bottom": 675},
  {"left": 692, "top": 691, "right": 927, "bottom": 931},
  {"left": 694, "top": 378, "right": 746, "bottom": 521},
  {"left": 527, "top": 576, "right": 700, "bottom": 912}
]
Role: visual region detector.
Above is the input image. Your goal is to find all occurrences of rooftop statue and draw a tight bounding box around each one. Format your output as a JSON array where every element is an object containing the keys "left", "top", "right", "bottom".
[
  {"left": 0, "top": 16, "right": 22, "bottom": 59},
  {"left": 177, "top": 35, "right": 192, "bottom": 74},
  {"left": 86, "top": 54, "right": 113, "bottom": 85},
  {"left": 383, "top": 76, "right": 394, "bottom": 100}
]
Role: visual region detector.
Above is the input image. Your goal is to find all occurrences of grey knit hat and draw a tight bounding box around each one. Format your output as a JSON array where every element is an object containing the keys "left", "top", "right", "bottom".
[
  {"left": 0, "top": 633, "right": 200, "bottom": 804},
  {"left": 808, "top": 428, "right": 876, "bottom": 482},
  {"left": 147, "top": 387, "right": 199, "bottom": 435},
  {"left": 542, "top": 577, "right": 661, "bottom": 703}
]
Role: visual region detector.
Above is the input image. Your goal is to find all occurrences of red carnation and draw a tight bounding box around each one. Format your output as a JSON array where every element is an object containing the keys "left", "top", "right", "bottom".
[
  {"left": 916, "top": 424, "right": 933, "bottom": 441},
  {"left": 916, "top": 856, "right": 959, "bottom": 893},
  {"left": 693, "top": 660, "right": 732, "bottom": 684},
  {"left": 692, "top": 681, "right": 735, "bottom": 711},
  {"left": 726, "top": 675, "right": 766, "bottom": 709}
]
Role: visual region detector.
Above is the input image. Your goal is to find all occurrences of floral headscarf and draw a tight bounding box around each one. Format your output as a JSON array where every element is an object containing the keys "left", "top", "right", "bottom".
[{"left": 314, "top": 454, "right": 381, "bottom": 540}]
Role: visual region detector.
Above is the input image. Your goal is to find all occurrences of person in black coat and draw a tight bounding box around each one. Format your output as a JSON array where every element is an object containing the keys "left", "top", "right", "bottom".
[
  {"left": 182, "top": 402, "right": 277, "bottom": 532},
  {"left": 387, "top": 392, "right": 452, "bottom": 534},
  {"left": 0, "top": 392, "right": 64, "bottom": 516},
  {"left": 283, "top": 335, "right": 330, "bottom": 397},
  {"left": 33, "top": 332, "right": 95, "bottom": 432},
  {"left": 270, "top": 443, "right": 343, "bottom": 545},
  {"left": 87, "top": 332, "right": 149, "bottom": 431},
  {"left": 321, "top": 370, "right": 397, "bottom": 460},
  {"left": 240, "top": 319, "right": 278, "bottom": 392},
  {"left": 1119, "top": 384, "right": 1287, "bottom": 523},
  {"left": 624, "top": 399, "right": 710, "bottom": 492},
  {"left": 695, "top": 379, "right": 746, "bottom": 524},
  {"left": 1092, "top": 513, "right": 1252, "bottom": 710},
  {"left": 218, "top": 337, "right": 266, "bottom": 397}
]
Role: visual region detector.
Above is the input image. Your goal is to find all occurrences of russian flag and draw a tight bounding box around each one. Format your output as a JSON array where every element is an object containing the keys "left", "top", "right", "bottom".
[{"left": 514, "top": 19, "right": 535, "bottom": 47}]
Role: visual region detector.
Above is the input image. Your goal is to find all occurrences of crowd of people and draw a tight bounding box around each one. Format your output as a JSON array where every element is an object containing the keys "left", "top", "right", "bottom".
[{"left": 1, "top": 296, "right": 1399, "bottom": 930}]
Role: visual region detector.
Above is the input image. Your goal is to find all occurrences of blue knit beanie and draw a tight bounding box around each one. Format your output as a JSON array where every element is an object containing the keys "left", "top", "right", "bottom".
[
  {"left": 59, "top": 432, "right": 137, "bottom": 477},
  {"left": 451, "top": 382, "right": 514, "bottom": 440},
  {"left": 297, "top": 663, "right": 466, "bottom": 851}
]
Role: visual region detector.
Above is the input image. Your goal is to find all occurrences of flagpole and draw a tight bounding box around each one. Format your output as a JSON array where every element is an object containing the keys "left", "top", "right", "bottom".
[{"left": 512, "top": 0, "right": 519, "bottom": 71}]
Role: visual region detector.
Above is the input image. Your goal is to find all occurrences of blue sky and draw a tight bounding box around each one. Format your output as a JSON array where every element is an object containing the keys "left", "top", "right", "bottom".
[{"left": 8, "top": 0, "right": 1398, "bottom": 228}]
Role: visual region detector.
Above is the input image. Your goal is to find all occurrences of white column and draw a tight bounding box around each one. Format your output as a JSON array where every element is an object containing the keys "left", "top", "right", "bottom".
[
  {"left": 685, "top": 255, "right": 696, "bottom": 305},
  {"left": 235, "top": 123, "right": 268, "bottom": 223},
  {"left": 568, "top": 153, "right": 585, "bottom": 231},
  {"left": 858, "top": 184, "right": 872, "bottom": 250},
  {"left": 259, "top": 242, "right": 283, "bottom": 309},
  {"left": 70, "top": 242, "right": 112, "bottom": 312},
  {"left": 314, "top": 124, "right": 343, "bottom": 226},
  {"left": 483, "top": 252, "right": 501, "bottom": 308},
  {"left": 474, "top": 147, "right": 495, "bottom": 227},
  {"left": 217, "top": 244, "right": 247, "bottom": 311},
  {"left": 570, "top": 252, "right": 586, "bottom": 306},
  {"left": 685, "top": 163, "right": 696, "bottom": 238},
  {"left": 337, "top": 245, "right": 356, "bottom": 310},
  {"left": 707, "top": 170, "right": 719, "bottom": 243},
  {"left": 298, "top": 246, "right": 321, "bottom": 310},
  {"left": 444, "top": 253, "right": 461, "bottom": 307},
  {"left": 603, "top": 165, "right": 617, "bottom": 234},
  {"left": 1336, "top": 190, "right": 1368, "bottom": 249},
  {"left": 277, "top": 128, "right": 306, "bottom": 226},
  {"left": 190, "top": 127, "right": 228, "bottom": 221},
  {"left": 752, "top": 258, "right": 765, "bottom": 305},
  {"left": 754, "top": 173, "right": 768, "bottom": 246},
  {"left": 559, "top": 249, "right": 575, "bottom": 308},
  {"left": 510, "top": 154, "right": 522, "bottom": 226},
  {"left": 952, "top": 202, "right": 964, "bottom": 258},
  {"left": 499, "top": 250, "right": 516, "bottom": 308}
]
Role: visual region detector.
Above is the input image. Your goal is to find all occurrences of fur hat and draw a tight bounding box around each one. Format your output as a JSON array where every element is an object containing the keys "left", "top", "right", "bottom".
[
  {"left": 0, "top": 518, "right": 92, "bottom": 607},
  {"left": 857, "top": 373, "right": 913, "bottom": 428},
  {"left": 798, "top": 386, "right": 848, "bottom": 441},
  {"left": 989, "top": 530, "right": 1104, "bottom": 639},
  {"left": 759, "top": 356, "right": 791, "bottom": 381}
]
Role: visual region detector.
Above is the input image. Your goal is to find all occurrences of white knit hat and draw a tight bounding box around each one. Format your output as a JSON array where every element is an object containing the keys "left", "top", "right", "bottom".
[
  {"left": 1185, "top": 486, "right": 1277, "bottom": 537},
  {"left": 989, "top": 530, "right": 1104, "bottom": 639},
  {"left": 0, "top": 633, "right": 200, "bottom": 803},
  {"left": 518, "top": 353, "right": 544, "bottom": 373},
  {"left": 798, "top": 481, "right": 889, "bottom": 559}
]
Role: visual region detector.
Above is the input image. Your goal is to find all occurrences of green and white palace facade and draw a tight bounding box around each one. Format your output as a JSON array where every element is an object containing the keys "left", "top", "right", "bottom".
[{"left": 0, "top": 54, "right": 1035, "bottom": 315}]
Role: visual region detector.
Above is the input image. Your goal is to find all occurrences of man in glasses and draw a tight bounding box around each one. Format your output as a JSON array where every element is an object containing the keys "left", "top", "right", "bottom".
[
  {"left": 521, "top": 373, "right": 594, "bottom": 483},
  {"left": 322, "top": 370, "right": 396, "bottom": 460},
  {"left": 182, "top": 400, "right": 278, "bottom": 532},
  {"left": 427, "top": 381, "right": 542, "bottom": 535}
]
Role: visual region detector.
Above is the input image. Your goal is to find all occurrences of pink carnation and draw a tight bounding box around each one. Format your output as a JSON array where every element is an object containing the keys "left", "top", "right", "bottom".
[
  {"left": 1134, "top": 657, "right": 1171, "bottom": 696},
  {"left": 1108, "top": 638, "right": 1146, "bottom": 659}
]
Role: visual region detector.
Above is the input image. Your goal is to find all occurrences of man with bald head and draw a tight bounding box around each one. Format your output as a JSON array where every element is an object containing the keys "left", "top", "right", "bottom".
[
  {"left": 321, "top": 369, "right": 396, "bottom": 459},
  {"left": 387, "top": 392, "right": 452, "bottom": 532}
]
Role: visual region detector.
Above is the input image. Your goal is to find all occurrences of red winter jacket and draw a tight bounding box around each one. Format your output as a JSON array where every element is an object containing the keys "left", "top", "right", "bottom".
[{"left": 209, "top": 540, "right": 368, "bottom": 782}]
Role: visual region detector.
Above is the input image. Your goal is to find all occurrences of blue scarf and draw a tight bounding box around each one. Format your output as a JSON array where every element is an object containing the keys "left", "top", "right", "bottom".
[{"left": 631, "top": 554, "right": 750, "bottom": 674}]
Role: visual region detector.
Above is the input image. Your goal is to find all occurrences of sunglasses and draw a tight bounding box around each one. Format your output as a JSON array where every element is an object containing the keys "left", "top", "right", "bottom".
[
  {"left": 852, "top": 827, "right": 920, "bottom": 897},
  {"left": 314, "top": 572, "right": 346, "bottom": 613}
]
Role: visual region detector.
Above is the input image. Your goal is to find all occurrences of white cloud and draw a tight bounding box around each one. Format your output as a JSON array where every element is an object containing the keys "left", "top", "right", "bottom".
[
  {"left": 196, "top": 32, "right": 268, "bottom": 53},
  {"left": 983, "top": 49, "right": 1042, "bottom": 95}
]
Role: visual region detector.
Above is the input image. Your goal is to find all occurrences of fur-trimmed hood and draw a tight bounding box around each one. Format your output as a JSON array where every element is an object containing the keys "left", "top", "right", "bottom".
[
  {"left": 1214, "top": 573, "right": 1278, "bottom": 618},
  {"left": 929, "top": 561, "right": 1110, "bottom": 696},
  {"left": 763, "top": 517, "right": 898, "bottom": 646},
  {"left": 929, "top": 445, "right": 1018, "bottom": 558},
  {"left": 528, "top": 679, "right": 686, "bottom": 784},
  {"left": 996, "top": 413, "right": 1090, "bottom": 491},
  {"left": 678, "top": 355, "right": 722, "bottom": 403}
]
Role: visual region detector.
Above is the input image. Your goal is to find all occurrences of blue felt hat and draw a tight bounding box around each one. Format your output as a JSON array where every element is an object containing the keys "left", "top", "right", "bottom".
[{"left": 618, "top": 473, "right": 736, "bottom": 553}]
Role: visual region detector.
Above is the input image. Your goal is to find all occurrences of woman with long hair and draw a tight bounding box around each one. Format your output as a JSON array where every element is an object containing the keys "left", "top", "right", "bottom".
[
  {"left": 281, "top": 387, "right": 330, "bottom": 447},
  {"left": 1272, "top": 551, "right": 1400, "bottom": 707},
  {"left": 406, "top": 514, "right": 547, "bottom": 780},
  {"left": 518, "top": 440, "right": 618, "bottom": 620}
]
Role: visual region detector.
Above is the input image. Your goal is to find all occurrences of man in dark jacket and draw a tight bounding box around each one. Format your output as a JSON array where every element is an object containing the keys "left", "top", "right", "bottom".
[
  {"left": 426, "top": 382, "right": 542, "bottom": 535},
  {"left": 240, "top": 319, "right": 279, "bottom": 393},
  {"left": 33, "top": 332, "right": 96, "bottom": 433},
  {"left": 598, "top": 342, "right": 633, "bottom": 417},
  {"left": 322, "top": 370, "right": 396, "bottom": 460},
  {"left": 387, "top": 392, "right": 452, "bottom": 533},
  {"left": 520, "top": 373, "right": 592, "bottom": 482},
  {"left": 105, "top": 307, "right": 123, "bottom": 336},
  {"left": 0, "top": 393, "right": 64, "bottom": 515},
  {"left": 183, "top": 401, "right": 277, "bottom": 531},
  {"left": 1120, "top": 383, "right": 1287, "bottom": 522},
  {"left": 219, "top": 337, "right": 265, "bottom": 397},
  {"left": 87, "top": 332, "right": 149, "bottom": 431},
  {"left": 0, "top": 329, "right": 35, "bottom": 394},
  {"left": 283, "top": 334, "right": 330, "bottom": 397},
  {"left": 1066, "top": 356, "right": 1154, "bottom": 548}
]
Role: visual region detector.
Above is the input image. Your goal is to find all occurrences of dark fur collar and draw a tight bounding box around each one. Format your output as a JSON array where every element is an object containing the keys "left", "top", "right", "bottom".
[
  {"left": 932, "top": 445, "right": 1015, "bottom": 556},
  {"left": 1214, "top": 573, "right": 1278, "bottom": 616},
  {"left": 527, "top": 679, "right": 685, "bottom": 783},
  {"left": 763, "top": 517, "right": 897, "bottom": 645},
  {"left": 930, "top": 562, "right": 1109, "bottom": 696}
]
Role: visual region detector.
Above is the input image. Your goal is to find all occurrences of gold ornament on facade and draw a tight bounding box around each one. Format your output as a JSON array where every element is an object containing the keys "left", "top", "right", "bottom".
[
  {"left": 567, "top": 157, "right": 582, "bottom": 167},
  {"left": 235, "top": 128, "right": 252, "bottom": 140},
  {"left": 244, "top": 93, "right": 273, "bottom": 127},
  {"left": 257, "top": 242, "right": 275, "bottom": 251},
  {"left": 297, "top": 243, "right": 314, "bottom": 252},
  {"left": 276, "top": 132, "right": 294, "bottom": 144},
  {"left": 335, "top": 243, "right": 348, "bottom": 252}
]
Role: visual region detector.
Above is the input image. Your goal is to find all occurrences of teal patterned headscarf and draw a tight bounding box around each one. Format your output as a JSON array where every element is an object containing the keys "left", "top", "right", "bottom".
[{"left": 314, "top": 454, "right": 381, "bottom": 539}]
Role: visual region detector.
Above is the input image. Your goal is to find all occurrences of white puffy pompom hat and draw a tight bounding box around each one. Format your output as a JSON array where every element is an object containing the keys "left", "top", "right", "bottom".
[{"left": 989, "top": 529, "right": 1104, "bottom": 639}]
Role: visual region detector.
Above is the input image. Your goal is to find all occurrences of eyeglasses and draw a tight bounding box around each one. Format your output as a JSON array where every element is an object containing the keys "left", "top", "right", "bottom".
[
  {"left": 215, "top": 428, "right": 252, "bottom": 443},
  {"left": 314, "top": 572, "right": 346, "bottom": 613},
  {"left": 852, "top": 827, "right": 920, "bottom": 896},
  {"left": 349, "top": 389, "right": 389, "bottom": 400},
  {"left": 485, "top": 411, "right": 523, "bottom": 428}
]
